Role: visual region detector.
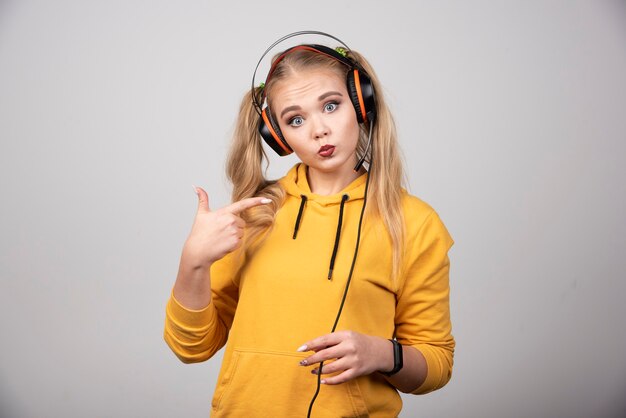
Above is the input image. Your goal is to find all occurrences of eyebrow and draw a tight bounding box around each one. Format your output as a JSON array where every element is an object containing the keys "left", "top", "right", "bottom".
[
  {"left": 318, "top": 91, "right": 343, "bottom": 101},
  {"left": 279, "top": 91, "right": 344, "bottom": 119}
]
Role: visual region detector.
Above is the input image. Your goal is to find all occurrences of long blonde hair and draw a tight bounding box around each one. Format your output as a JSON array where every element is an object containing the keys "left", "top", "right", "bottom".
[{"left": 226, "top": 47, "right": 406, "bottom": 279}]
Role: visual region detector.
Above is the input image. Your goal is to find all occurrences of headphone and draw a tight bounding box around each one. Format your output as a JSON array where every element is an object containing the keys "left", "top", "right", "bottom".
[{"left": 251, "top": 31, "right": 377, "bottom": 158}]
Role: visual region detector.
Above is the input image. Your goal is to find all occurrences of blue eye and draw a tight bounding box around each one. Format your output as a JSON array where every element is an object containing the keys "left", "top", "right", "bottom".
[
  {"left": 324, "top": 102, "right": 338, "bottom": 112},
  {"left": 289, "top": 116, "right": 304, "bottom": 127}
]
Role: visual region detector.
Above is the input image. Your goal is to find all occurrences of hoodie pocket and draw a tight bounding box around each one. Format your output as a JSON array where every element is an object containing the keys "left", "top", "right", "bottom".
[
  {"left": 211, "top": 348, "right": 309, "bottom": 416},
  {"left": 211, "top": 348, "right": 369, "bottom": 417}
]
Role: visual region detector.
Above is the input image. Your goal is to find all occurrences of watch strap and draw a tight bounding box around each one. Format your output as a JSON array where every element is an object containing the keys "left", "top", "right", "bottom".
[{"left": 382, "top": 339, "right": 403, "bottom": 376}]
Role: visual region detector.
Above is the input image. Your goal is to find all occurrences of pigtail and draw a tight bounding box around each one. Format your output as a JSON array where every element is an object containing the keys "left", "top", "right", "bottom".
[
  {"left": 347, "top": 50, "right": 406, "bottom": 283},
  {"left": 226, "top": 88, "right": 285, "bottom": 254}
]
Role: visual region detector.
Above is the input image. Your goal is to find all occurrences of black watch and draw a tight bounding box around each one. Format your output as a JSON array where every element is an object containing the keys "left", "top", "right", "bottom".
[{"left": 382, "top": 339, "right": 403, "bottom": 376}]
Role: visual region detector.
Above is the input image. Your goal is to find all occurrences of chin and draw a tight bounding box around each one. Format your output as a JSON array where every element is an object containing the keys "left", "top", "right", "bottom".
[{"left": 310, "top": 159, "right": 353, "bottom": 174}]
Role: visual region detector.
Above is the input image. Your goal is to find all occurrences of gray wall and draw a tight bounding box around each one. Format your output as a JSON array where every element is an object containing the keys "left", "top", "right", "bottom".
[{"left": 1, "top": 1, "right": 625, "bottom": 417}]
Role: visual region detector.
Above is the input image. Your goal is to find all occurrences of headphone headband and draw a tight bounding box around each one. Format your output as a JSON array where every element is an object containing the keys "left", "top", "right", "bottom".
[
  {"left": 251, "top": 31, "right": 354, "bottom": 115},
  {"left": 265, "top": 45, "right": 356, "bottom": 84}
]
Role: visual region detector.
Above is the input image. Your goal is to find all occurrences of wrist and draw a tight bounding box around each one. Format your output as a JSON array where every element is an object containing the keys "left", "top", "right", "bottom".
[
  {"left": 377, "top": 338, "right": 394, "bottom": 373},
  {"left": 381, "top": 339, "right": 403, "bottom": 377},
  {"left": 180, "top": 244, "right": 215, "bottom": 271}
]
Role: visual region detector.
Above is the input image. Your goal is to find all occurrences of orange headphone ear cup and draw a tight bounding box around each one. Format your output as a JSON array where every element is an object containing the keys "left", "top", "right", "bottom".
[
  {"left": 259, "top": 108, "right": 293, "bottom": 156},
  {"left": 346, "top": 68, "right": 376, "bottom": 124}
]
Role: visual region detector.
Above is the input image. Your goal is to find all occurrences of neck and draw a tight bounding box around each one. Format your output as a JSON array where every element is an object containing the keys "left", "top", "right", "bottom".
[{"left": 306, "top": 165, "right": 366, "bottom": 196}]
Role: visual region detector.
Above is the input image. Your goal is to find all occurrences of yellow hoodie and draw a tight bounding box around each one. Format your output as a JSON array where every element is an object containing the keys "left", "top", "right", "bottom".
[{"left": 165, "top": 164, "right": 454, "bottom": 417}]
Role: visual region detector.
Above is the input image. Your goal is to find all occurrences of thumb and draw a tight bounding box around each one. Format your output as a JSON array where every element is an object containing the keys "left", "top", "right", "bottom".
[{"left": 193, "top": 185, "right": 210, "bottom": 213}]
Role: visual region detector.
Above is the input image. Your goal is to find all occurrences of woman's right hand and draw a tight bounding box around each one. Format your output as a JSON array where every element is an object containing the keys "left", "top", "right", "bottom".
[
  {"left": 182, "top": 186, "right": 271, "bottom": 270},
  {"left": 173, "top": 187, "right": 270, "bottom": 309}
]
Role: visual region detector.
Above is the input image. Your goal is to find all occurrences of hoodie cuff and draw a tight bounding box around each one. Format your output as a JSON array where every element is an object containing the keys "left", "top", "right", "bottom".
[
  {"left": 412, "top": 344, "right": 453, "bottom": 395},
  {"left": 167, "top": 291, "right": 216, "bottom": 329}
]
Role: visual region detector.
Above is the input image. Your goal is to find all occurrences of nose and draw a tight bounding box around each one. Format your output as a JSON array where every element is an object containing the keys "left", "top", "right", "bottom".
[{"left": 312, "top": 116, "right": 329, "bottom": 139}]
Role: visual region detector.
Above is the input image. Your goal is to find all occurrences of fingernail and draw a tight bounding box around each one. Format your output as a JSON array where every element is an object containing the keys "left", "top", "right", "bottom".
[
  {"left": 311, "top": 369, "right": 318, "bottom": 375},
  {"left": 296, "top": 345, "right": 307, "bottom": 352},
  {"left": 192, "top": 185, "right": 198, "bottom": 195},
  {"left": 299, "top": 359, "right": 308, "bottom": 366},
  {"left": 261, "top": 198, "right": 272, "bottom": 204},
  {"left": 320, "top": 379, "right": 327, "bottom": 384}
]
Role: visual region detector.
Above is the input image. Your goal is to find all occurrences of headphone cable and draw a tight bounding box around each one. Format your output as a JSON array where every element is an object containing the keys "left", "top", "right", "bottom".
[{"left": 306, "top": 136, "right": 373, "bottom": 418}]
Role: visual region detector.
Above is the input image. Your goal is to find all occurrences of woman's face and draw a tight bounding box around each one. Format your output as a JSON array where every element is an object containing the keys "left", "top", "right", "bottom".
[{"left": 271, "top": 68, "right": 361, "bottom": 183}]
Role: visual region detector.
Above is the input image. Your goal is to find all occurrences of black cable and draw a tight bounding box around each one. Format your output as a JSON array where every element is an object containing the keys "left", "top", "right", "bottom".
[{"left": 306, "top": 144, "right": 373, "bottom": 418}]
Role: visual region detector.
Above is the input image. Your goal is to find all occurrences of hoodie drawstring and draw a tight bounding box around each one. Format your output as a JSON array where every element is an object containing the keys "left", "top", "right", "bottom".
[
  {"left": 328, "top": 194, "right": 349, "bottom": 280},
  {"left": 291, "top": 193, "right": 350, "bottom": 281},
  {"left": 292, "top": 195, "right": 308, "bottom": 239}
]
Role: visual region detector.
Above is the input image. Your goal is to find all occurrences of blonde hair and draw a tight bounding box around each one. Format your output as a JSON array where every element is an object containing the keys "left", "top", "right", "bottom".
[{"left": 226, "top": 47, "right": 406, "bottom": 279}]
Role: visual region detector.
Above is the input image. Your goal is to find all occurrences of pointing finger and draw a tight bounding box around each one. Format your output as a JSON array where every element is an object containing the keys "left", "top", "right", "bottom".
[{"left": 222, "top": 197, "right": 272, "bottom": 215}]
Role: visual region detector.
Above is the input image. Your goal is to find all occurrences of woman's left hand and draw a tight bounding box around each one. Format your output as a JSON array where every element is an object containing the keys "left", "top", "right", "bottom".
[{"left": 297, "top": 331, "right": 394, "bottom": 385}]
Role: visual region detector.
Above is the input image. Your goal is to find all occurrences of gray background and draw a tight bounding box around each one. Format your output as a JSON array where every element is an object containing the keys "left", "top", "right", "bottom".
[{"left": 1, "top": 0, "right": 625, "bottom": 417}]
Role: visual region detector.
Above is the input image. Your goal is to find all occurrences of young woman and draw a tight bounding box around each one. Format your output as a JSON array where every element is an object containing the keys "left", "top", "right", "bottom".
[{"left": 164, "top": 32, "right": 455, "bottom": 417}]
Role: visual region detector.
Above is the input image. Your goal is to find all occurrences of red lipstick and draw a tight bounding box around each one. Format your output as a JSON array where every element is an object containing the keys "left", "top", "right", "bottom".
[{"left": 318, "top": 145, "right": 335, "bottom": 157}]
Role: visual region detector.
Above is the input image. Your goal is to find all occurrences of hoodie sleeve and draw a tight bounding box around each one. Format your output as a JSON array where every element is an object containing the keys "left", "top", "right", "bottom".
[
  {"left": 395, "top": 208, "right": 455, "bottom": 394},
  {"left": 164, "top": 250, "right": 243, "bottom": 363}
]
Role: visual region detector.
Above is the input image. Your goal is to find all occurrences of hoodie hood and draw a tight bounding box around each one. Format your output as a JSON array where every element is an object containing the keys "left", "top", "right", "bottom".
[{"left": 279, "top": 163, "right": 367, "bottom": 206}]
